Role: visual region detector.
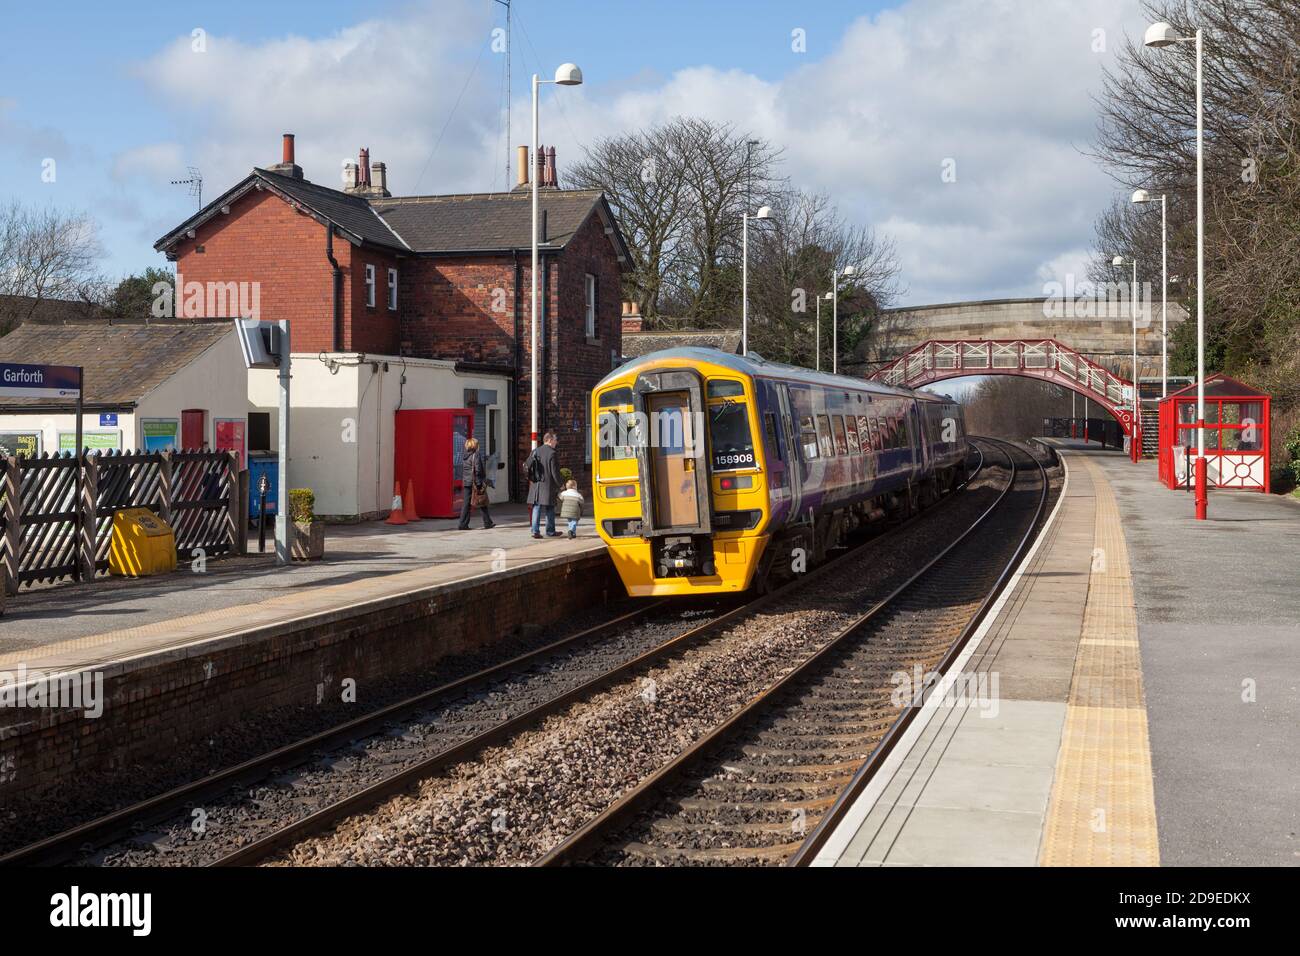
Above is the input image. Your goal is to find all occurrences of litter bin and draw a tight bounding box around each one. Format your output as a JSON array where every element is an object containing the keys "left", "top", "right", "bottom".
[{"left": 108, "top": 508, "right": 177, "bottom": 577}]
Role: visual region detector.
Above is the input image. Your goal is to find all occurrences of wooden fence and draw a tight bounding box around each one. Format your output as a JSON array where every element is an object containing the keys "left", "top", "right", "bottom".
[{"left": 1, "top": 448, "right": 243, "bottom": 593}]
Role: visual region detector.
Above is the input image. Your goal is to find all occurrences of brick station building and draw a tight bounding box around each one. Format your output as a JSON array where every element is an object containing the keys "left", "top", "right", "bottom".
[{"left": 154, "top": 134, "right": 630, "bottom": 511}]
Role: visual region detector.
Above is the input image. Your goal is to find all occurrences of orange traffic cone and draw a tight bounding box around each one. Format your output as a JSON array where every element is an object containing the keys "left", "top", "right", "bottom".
[
  {"left": 385, "top": 481, "right": 408, "bottom": 525},
  {"left": 403, "top": 479, "right": 420, "bottom": 522}
]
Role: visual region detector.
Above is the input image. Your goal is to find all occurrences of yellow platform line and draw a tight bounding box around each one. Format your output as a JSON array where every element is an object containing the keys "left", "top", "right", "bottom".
[{"left": 1039, "top": 456, "right": 1159, "bottom": 866}]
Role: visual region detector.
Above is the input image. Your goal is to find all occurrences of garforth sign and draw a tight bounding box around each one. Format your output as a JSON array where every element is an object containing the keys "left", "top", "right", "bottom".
[{"left": 0, "top": 363, "right": 82, "bottom": 399}]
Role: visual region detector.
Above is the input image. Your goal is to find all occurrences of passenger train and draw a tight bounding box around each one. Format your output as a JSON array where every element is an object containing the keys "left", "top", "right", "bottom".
[{"left": 590, "top": 347, "right": 968, "bottom": 596}]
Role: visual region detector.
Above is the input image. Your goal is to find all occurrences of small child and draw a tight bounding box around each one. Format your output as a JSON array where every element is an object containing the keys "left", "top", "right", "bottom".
[{"left": 557, "top": 479, "right": 584, "bottom": 539}]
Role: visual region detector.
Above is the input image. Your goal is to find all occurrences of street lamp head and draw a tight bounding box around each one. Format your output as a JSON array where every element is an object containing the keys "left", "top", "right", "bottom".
[
  {"left": 823, "top": 291, "right": 834, "bottom": 300},
  {"left": 755, "top": 205, "right": 772, "bottom": 220},
  {"left": 1144, "top": 22, "right": 1180, "bottom": 48},
  {"left": 1111, "top": 255, "right": 1125, "bottom": 266},
  {"left": 841, "top": 264, "right": 857, "bottom": 277},
  {"left": 554, "top": 63, "right": 583, "bottom": 85},
  {"left": 1132, "top": 188, "right": 1151, "bottom": 204}
]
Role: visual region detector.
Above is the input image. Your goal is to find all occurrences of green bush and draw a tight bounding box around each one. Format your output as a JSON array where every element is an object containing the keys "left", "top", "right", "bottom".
[
  {"left": 560, "top": 467, "right": 573, "bottom": 483},
  {"left": 288, "top": 488, "right": 316, "bottom": 522},
  {"left": 1284, "top": 425, "right": 1300, "bottom": 489}
]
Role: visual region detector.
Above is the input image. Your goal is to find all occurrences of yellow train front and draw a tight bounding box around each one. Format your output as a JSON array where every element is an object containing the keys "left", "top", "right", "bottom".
[
  {"left": 591, "top": 349, "right": 771, "bottom": 596},
  {"left": 591, "top": 347, "right": 969, "bottom": 598}
]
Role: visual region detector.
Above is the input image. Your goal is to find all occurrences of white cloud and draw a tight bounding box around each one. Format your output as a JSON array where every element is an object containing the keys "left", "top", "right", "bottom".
[
  {"left": 129, "top": 0, "right": 1141, "bottom": 305},
  {"left": 111, "top": 142, "right": 184, "bottom": 183}
]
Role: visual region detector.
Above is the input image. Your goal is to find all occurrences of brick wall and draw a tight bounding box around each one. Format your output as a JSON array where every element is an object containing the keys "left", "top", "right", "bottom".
[
  {"left": 171, "top": 188, "right": 402, "bottom": 354},
  {"left": 0, "top": 551, "right": 618, "bottom": 819}
]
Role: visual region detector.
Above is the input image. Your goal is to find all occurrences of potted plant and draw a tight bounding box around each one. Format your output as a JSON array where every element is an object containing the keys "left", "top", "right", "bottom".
[{"left": 288, "top": 488, "right": 325, "bottom": 560}]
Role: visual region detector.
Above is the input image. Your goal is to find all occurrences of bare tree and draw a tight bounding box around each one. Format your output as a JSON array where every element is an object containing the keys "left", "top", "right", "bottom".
[
  {"left": 747, "top": 188, "right": 902, "bottom": 366},
  {"left": 0, "top": 201, "right": 104, "bottom": 334},
  {"left": 1091, "top": 0, "right": 1300, "bottom": 412}
]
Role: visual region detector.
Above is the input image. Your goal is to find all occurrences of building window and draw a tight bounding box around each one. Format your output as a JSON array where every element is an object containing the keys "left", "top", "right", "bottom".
[
  {"left": 365, "top": 264, "right": 376, "bottom": 308},
  {"left": 387, "top": 268, "right": 398, "bottom": 311},
  {"left": 248, "top": 412, "right": 271, "bottom": 451},
  {"left": 584, "top": 273, "right": 597, "bottom": 338}
]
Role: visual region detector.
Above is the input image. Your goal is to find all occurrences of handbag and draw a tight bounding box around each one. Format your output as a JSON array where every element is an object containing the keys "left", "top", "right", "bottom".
[{"left": 470, "top": 483, "right": 489, "bottom": 508}]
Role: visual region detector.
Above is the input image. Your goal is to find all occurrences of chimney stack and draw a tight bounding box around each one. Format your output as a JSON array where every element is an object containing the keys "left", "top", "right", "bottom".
[
  {"left": 370, "top": 161, "right": 390, "bottom": 198},
  {"left": 516, "top": 145, "right": 529, "bottom": 188},
  {"left": 344, "top": 162, "right": 358, "bottom": 190},
  {"left": 267, "top": 131, "right": 304, "bottom": 179}
]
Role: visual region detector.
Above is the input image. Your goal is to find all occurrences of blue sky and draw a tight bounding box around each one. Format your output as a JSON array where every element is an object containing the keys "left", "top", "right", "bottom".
[{"left": 1, "top": 0, "right": 1147, "bottom": 304}]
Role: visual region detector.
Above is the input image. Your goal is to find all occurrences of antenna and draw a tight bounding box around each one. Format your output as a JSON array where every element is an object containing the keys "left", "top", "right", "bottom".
[
  {"left": 495, "top": 0, "right": 511, "bottom": 188},
  {"left": 171, "top": 166, "right": 203, "bottom": 209}
]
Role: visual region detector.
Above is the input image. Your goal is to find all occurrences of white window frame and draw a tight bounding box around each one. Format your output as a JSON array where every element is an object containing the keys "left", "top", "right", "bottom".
[
  {"left": 364, "top": 264, "right": 376, "bottom": 308},
  {"left": 584, "top": 273, "right": 597, "bottom": 338},
  {"left": 387, "top": 267, "right": 398, "bottom": 311}
]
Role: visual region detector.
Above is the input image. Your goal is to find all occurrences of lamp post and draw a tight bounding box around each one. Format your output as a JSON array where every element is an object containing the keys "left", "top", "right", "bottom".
[
  {"left": 1146, "top": 20, "right": 1207, "bottom": 518},
  {"left": 814, "top": 291, "right": 833, "bottom": 371},
  {"left": 830, "top": 265, "right": 856, "bottom": 375},
  {"left": 1132, "top": 188, "right": 1168, "bottom": 398},
  {"left": 1112, "top": 254, "right": 1141, "bottom": 463},
  {"left": 530, "top": 62, "right": 582, "bottom": 449},
  {"left": 741, "top": 205, "right": 772, "bottom": 357}
]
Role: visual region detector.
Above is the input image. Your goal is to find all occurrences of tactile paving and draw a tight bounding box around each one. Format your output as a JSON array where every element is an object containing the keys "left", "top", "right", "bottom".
[{"left": 1039, "top": 456, "right": 1159, "bottom": 866}]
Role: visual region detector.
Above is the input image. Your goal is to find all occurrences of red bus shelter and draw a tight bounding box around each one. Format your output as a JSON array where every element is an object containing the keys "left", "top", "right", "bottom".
[{"left": 1157, "top": 374, "right": 1270, "bottom": 492}]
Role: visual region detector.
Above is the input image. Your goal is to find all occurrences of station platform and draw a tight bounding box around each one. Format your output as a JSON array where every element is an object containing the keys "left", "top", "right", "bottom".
[
  {"left": 818, "top": 443, "right": 1299, "bottom": 867},
  {"left": 0, "top": 504, "right": 603, "bottom": 671},
  {"left": 0, "top": 504, "right": 615, "bottom": 808}
]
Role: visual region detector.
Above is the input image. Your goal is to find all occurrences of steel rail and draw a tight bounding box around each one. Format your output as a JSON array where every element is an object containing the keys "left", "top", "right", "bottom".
[
  {"left": 534, "top": 437, "right": 1041, "bottom": 867},
  {"left": 785, "top": 436, "right": 1048, "bottom": 865},
  {"left": 210, "top": 446, "right": 987, "bottom": 867}
]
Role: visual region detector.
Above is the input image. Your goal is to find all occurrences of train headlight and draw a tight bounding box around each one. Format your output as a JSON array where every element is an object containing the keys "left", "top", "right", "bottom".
[
  {"left": 717, "top": 475, "right": 753, "bottom": 491},
  {"left": 606, "top": 484, "right": 637, "bottom": 499}
]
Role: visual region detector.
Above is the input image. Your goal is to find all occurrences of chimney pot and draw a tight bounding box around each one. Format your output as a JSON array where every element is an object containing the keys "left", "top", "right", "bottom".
[
  {"left": 344, "top": 162, "right": 359, "bottom": 190},
  {"left": 546, "top": 146, "right": 557, "bottom": 188},
  {"left": 282, "top": 133, "right": 295, "bottom": 165},
  {"left": 516, "top": 145, "right": 529, "bottom": 188},
  {"left": 358, "top": 148, "right": 371, "bottom": 186}
]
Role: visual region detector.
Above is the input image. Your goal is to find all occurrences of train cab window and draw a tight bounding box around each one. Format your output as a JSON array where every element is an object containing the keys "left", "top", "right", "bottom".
[
  {"left": 799, "top": 416, "right": 819, "bottom": 459},
  {"left": 764, "top": 412, "right": 783, "bottom": 461},
  {"left": 599, "top": 387, "right": 633, "bottom": 407},
  {"left": 815, "top": 415, "right": 835, "bottom": 458},
  {"left": 597, "top": 410, "right": 644, "bottom": 461},
  {"left": 709, "top": 400, "right": 756, "bottom": 470},
  {"left": 845, "top": 416, "right": 861, "bottom": 454},
  {"left": 708, "top": 380, "right": 746, "bottom": 398},
  {"left": 831, "top": 416, "right": 849, "bottom": 456}
]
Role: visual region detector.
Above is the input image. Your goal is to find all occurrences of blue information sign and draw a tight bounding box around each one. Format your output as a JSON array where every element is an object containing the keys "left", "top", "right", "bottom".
[
  {"left": 99, "top": 413, "right": 118, "bottom": 426},
  {"left": 0, "top": 363, "right": 82, "bottom": 399}
]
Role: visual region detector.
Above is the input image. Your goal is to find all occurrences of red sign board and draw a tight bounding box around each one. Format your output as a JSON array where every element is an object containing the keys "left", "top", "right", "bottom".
[{"left": 215, "top": 418, "right": 247, "bottom": 470}]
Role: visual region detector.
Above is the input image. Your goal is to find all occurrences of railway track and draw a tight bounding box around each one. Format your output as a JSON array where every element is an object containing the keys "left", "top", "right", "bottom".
[
  {"left": 536, "top": 437, "right": 1049, "bottom": 866},
  {"left": 4, "top": 442, "right": 1013, "bottom": 869}
]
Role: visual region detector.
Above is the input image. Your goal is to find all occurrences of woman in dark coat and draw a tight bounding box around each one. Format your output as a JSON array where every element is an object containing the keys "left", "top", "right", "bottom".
[{"left": 457, "top": 437, "right": 495, "bottom": 530}]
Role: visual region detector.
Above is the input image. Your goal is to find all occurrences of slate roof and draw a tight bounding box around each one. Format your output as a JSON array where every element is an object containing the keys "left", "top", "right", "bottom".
[
  {"left": 156, "top": 170, "right": 630, "bottom": 262},
  {"left": 621, "top": 329, "right": 743, "bottom": 359},
  {"left": 0, "top": 322, "right": 232, "bottom": 408},
  {"left": 371, "top": 189, "right": 611, "bottom": 254}
]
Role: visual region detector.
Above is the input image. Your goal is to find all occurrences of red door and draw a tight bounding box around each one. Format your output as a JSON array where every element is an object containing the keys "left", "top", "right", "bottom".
[{"left": 182, "top": 409, "right": 207, "bottom": 451}]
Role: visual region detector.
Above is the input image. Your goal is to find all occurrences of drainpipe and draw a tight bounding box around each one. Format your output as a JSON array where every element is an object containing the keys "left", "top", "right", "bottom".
[
  {"left": 325, "top": 222, "right": 343, "bottom": 351},
  {"left": 511, "top": 249, "right": 522, "bottom": 502}
]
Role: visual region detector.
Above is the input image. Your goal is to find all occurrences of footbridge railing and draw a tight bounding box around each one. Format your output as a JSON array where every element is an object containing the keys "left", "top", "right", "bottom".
[{"left": 870, "top": 338, "right": 1138, "bottom": 438}]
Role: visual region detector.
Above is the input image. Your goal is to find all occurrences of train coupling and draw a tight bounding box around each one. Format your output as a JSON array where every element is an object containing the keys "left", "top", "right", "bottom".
[{"left": 653, "top": 535, "right": 716, "bottom": 579}]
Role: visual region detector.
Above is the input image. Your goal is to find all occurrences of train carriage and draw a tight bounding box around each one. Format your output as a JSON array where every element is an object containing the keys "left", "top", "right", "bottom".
[{"left": 591, "top": 348, "right": 967, "bottom": 597}]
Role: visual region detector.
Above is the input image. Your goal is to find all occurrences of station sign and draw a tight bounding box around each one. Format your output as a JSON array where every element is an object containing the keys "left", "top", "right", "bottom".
[{"left": 0, "top": 363, "right": 82, "bottom": 399}]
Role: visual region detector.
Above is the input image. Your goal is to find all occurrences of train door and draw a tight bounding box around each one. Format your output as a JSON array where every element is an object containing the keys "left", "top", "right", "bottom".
[
  {"left": 633, "top": 367, "right": 712, "bottom": 538},
  {"left": 777, "top": 384, "right": 803, "bottom": 520},
  {"left": 646, "top": 392, "right": 700, "bottom": 527}
]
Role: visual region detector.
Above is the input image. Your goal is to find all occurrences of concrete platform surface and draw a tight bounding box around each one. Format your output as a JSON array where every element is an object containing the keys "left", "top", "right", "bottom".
[
  {"left": 1091, "top": 455, "right": 1300, "bottom": 867},
  {"left": 0, "top": 504, "right": 605, "bottom": 671},
  {"left": 823, "top": 445, "right": 1299, "bottom": 867}
]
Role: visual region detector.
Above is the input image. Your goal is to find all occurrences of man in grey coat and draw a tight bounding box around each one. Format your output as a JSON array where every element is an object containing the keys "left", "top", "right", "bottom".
[{"left": 525, "top": 431, "right": 564, "bottom": 538}]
